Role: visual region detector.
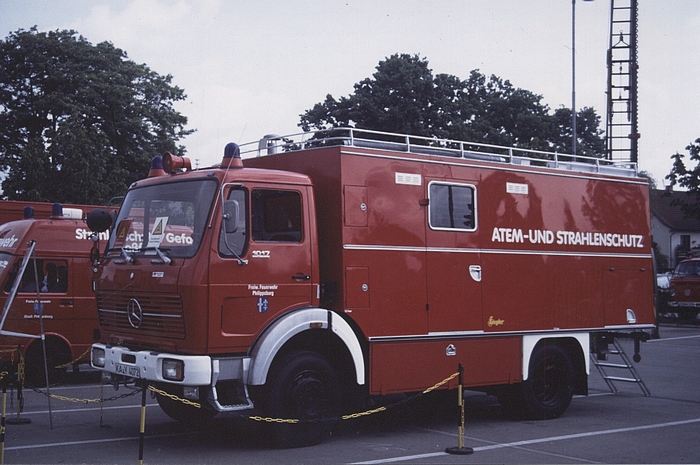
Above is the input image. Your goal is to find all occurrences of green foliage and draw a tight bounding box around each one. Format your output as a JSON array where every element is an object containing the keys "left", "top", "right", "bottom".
[
  {"left": 637, "top": 171, "right": 657, "bottom": 190},
  {"left": 0, "top": 27, "right": 193, "bottom": 204},
  {"left": 667, "top": 138, "right": 700, "bottom": 219},
  {"left": 300, "top": 54, "right": 605, "bottom": 156},
  {"left": 552, "top": 106, "right": 605, "bottom": 157}
]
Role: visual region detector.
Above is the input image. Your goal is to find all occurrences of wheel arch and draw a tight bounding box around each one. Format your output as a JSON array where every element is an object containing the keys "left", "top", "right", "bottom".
[
  {"left": 522, "top": 333, "right": 589, "bottom": 395},
  {"left": 248, "top": 308, "right": 365, "bottom": 386},
  {"left": 25, "top": 333, "right": 72, "bottom": 357}
]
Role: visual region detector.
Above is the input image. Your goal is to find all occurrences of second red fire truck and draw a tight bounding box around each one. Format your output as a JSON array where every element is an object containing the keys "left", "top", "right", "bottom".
[
  {"left": 87, "top": 128, "right": 656, "bottom": 447},
  {"left": 0, "top": 203, "right": 109, "bottom": 384}
]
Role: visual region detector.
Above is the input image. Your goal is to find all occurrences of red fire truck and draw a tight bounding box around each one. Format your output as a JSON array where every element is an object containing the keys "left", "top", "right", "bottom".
[
  {"left": 87, "top": 128, "right": 656, "bottom": 447},
  {"left": 667, "top": 257, "right": 700, "bottom": 320},
  {"left": 0, "top": 203, "right": 109, "bottom": 384}
]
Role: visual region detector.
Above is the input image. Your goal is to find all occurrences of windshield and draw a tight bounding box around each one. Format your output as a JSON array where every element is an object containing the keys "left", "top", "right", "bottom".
[
  {"left": 673, "top": 260, "right": 700, "bottom": 277},
  {"left": 107, "top": 179, "right": 217, "bottom": 259}
]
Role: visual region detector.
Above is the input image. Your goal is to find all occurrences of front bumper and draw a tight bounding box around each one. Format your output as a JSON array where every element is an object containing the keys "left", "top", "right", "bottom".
[
  {"left": 91, "top": 343, "right": 213, "bottom": 385},
  {"left": 668, "top": 301, "right": 700, "bottom": 308}
]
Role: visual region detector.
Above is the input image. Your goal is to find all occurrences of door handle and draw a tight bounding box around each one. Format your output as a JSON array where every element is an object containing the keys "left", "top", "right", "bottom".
[
  {"left": 291, "top": 274, "right": 311, "bottom": 281},
  {"left": 469, "top": 265, "right": 481, "bottom": 282}
]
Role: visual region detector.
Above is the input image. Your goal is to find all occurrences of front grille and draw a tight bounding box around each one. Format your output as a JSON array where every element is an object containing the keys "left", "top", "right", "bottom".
[{"left": 97, "top": 291, "right": 186, "bottom": 339}]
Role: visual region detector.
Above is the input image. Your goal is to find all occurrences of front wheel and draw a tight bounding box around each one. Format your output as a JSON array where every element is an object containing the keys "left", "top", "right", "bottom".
[
  {"left": 155, "top": 384, "right": 217, "bottom": 427},
  {"left": 265, "top": 350, "right": 341, "bottom": 448},
  {"left": 677, "top": 308, "right": 700, "bottom": 322},
  {"left": 23, "top": 339, "right": 71, "bottom": 386}
]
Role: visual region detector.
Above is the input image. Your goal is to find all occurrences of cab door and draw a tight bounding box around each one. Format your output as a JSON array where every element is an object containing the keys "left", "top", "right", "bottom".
[
  {"left": 424, "top": 179, "right": 482, "bottom": 333},
  {"left": 211, "top": 184, "right": 316, "bottom": 350},
  {"left": 10, "top": 257, "right": 72, "bottom": 336}
]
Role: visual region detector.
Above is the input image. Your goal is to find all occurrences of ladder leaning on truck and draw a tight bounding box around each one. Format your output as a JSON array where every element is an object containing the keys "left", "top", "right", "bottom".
[{"left": 86, "top": 128, "right": 656, "bottom": 447}]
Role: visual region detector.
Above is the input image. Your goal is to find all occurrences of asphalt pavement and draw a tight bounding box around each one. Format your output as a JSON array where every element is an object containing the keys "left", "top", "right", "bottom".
[{"left": 1, "top": 324, "right": 698, "bottom": 464}]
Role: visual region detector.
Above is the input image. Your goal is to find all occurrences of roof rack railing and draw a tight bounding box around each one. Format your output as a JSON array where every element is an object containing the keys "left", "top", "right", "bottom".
[{"left": 237, "top": 128, "right": 638, "bottom": 177}]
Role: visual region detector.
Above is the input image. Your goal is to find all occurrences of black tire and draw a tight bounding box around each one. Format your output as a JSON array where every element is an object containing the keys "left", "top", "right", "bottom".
[
  {"left": 521, "top": 343, "right": 575, "bottom": 420},
  {"left": 496, "top": 384, "right": 526, "bottom": 419},
  {"left": 265, "top": 350, "right": 341, "bottom": 448},
  {"left": 677, "top": 308, "right": 699, "bottom": 322},
  {"left": 23, "top": 339, "right": 71, "bottom": 386},
  {"left": 155, "top": 384, "right": 217, "bottom": 427}
]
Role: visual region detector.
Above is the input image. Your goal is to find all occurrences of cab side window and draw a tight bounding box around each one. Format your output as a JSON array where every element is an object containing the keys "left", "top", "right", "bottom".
[
  {"left": 251, "top": 189, "right": 302, "bottom": 242},
  {"left": 5, "top": 259, "right": 69, "bottom": 294},
  {"left": 428, "top": 182, "right": 476, "bottom": 231}
]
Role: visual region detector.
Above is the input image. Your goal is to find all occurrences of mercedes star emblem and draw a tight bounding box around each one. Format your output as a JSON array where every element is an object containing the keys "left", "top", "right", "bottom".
[{"left": 127, "top": 298, "right": 143, "bottom": 329}]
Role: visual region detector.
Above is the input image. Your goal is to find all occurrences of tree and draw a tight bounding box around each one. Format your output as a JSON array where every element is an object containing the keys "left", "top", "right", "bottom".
[
  {"left": 552, "top": 106, "right": 605, "bottom": 157},
  {"left": 667, "top": 138, "right": 700, "bottom": 219},
  {"left": 0, "top": 27, "right": 193, "bottom": 204},
  {"left": 299, "top": 54, "right": 605, "bottom": 157}
]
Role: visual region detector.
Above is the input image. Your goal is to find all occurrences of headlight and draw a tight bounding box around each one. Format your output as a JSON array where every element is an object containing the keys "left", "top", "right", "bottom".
[
  {"left": 162, "top": 358, "right": 184, "bottom": 381},
  {"left": 91, "top": 347, "right": 105, "bottom": 367}
]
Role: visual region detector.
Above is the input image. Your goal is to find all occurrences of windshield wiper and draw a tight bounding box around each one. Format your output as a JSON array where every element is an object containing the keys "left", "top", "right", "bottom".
[
  {"left": 104, "top": 247, "right": 135, "bottom": 264},
  {"left": 141, "top": 246, "right": 172, "bottom": 265}
]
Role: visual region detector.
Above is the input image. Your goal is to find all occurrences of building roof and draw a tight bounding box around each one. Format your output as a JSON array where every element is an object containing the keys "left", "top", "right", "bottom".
[{"left": 650, "top": 189, "right": 700, "bottom": 231}]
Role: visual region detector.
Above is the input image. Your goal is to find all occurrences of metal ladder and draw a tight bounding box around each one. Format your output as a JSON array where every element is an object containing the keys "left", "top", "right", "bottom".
[
  {"left": 605, "top": 0, "right": 639, "bottom": 164},
  {"left": 591, "top": 338, "right": 650, "bottom": 396}
]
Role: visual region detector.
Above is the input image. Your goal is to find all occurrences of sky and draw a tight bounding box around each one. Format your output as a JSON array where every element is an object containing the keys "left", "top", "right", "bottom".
[{"left": 1, "top": 0, "right": 698, "bottom": 188}]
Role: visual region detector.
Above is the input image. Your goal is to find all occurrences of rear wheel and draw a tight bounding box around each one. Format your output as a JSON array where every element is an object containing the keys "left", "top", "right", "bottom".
[
  {"left": 521, "top": 344, "right": 575, "bottom": 420},
  {"left": 265, "top": 350, "right": 341, "bottom": 448},
  {"left": 498, "top": 343, "right": 575, "bottom": 420}
]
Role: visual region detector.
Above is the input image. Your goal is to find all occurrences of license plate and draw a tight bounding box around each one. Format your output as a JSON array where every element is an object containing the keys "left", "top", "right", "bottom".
[{"left": 115, "top": 363, "right": 141, "bottom": 378}]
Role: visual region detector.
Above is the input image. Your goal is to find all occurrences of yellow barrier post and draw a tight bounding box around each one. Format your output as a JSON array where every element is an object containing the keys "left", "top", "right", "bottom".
[
  {"left": 99, "top": 378, "right": 109, "bottom": 429},
  {"left": 445, "top": 363, "right": 473, "bottom": 455},
  {"left": 6, "top": 347, "right": 29, "bottom": 426},
  {"left": 138, "top": 383, "right": 147, "bottom": 465}
]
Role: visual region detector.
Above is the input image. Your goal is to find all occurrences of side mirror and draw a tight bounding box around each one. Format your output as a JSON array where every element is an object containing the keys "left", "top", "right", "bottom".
[
  {"left": 87, "top": 208, "right": 113, "bottom": 233},
  {"left": 223, "top": 200, "right": 240, "bottom": 233}
]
